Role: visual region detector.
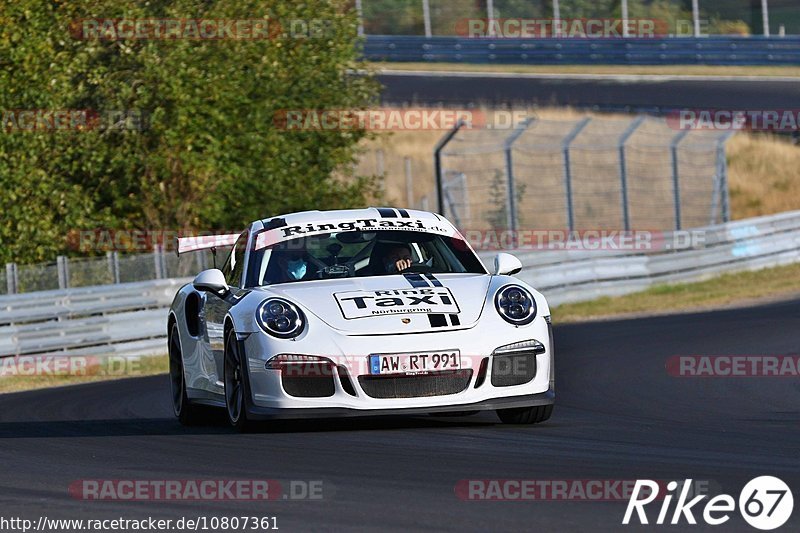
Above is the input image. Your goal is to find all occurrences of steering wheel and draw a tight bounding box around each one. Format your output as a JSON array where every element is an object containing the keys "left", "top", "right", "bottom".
[{"left": 399, "top": 262, "right": 436, "bottom": 274}]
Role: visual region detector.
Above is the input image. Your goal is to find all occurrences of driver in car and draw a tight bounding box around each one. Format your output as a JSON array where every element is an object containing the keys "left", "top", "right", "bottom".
[
  {"left": 383, "top": 244, "right": 413, "bottom": 274},
  {"left": 275, "top": 251, "right": 310, "bottom": 282}
]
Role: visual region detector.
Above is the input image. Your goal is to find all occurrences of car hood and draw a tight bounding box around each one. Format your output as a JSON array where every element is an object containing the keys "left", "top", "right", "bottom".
[{"left": 259, "top": 274, "right": 492, "bottom": 335}]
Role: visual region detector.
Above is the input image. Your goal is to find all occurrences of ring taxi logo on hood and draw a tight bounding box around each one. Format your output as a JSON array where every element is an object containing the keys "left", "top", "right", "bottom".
[{"left": 335, "top": 288, "right": 460, "bottom": 319}]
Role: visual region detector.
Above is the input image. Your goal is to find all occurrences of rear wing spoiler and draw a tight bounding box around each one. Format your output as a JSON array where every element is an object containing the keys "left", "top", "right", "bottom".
[{"left": 175, "top": 234, "right": 240, "bottom": 256}]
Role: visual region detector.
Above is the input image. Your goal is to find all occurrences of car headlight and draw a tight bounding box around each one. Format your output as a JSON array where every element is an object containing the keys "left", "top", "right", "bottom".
[
  {"left": 256, "top": 298, "right": 305, "bottom": 339},
  {"left": 495, "top": 285, "right": 537, "bottom": 326}
]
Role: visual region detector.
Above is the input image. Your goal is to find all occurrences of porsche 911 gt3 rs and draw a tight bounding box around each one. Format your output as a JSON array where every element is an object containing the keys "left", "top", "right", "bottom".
[{"left": 168, "top": 208, "right": 554, "bottom": 430}]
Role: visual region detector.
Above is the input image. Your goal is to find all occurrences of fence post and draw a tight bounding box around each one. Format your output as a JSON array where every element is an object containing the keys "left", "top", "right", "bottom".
[
  {"left": 5, "top": 263, "right": 17, "bottom": 294},
  {"left": 562, "top": 117, "right": 592, "bottom": 231},
  {"left": 422, "top": 0, "right": 432, "bottom": 38},
  {"left": 718, "top": 131, "right": 735, "bottom": 223},
  {"left": 404, "top": 156, "right": 414, "bottom": 208},
  {"left": 618, "top": 116, "right": 645, "bottom": 231},
  {"left": 154, "top": 245, "right": 163, "bottom": 279},
  {"left": 552, "top": 0, "right": 561, "bottom": 37},
  {"left": 161, "top": 245, "right": 169, "bottom": 278},
  {"left": 503, "top": 117, "right": 535, "bottom": 246},
  {"left": 197, "top": 249, "right": 207, "bottom": 272},
  {"left": 105, "top": 251, "right": 121, "bottom": 284},
  {"left": 376, "top": 149, "right": 385, "bottom": 176},
  {"left": 434, "top": 120, "right": 465, "bottom": 216},
  {"left": 355, "top": 0, "right": 364, "bottom": 36},
  {"left": 106, "top": 251, "right": 114, "bottom": 284},
  {"left": 57, "top": 256, "right": 69, "bottom": 289},
  {"left": 113, "top": 252, "right": 121, "bottom": 284},
  {"left": 670, "top": 129, "right": 691, "bottom": 231}
]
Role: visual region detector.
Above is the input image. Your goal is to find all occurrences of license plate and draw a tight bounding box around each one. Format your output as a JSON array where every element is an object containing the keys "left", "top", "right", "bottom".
[{"left": 369, "top": 350, "right": 461, "bottom": 376}]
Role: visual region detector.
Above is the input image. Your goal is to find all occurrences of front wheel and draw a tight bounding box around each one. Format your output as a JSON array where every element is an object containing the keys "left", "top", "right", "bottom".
[
  {"left": 224, "top": 330, "right": 256, "bottom": 432},
  {"left": 496, "top": 404, "right": 553, "bottom": 425}
]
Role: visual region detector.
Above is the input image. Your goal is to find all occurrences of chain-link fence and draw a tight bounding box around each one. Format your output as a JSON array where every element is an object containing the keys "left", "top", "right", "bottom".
[
  {"left": 435, "top": 115, "right": 733, "bottom": 232},
  {"left": 3, "top": 249, "right": 217, "bottom": 296},
  {"left": 359, "top": 0, "right": 797, "bottom": 36}
]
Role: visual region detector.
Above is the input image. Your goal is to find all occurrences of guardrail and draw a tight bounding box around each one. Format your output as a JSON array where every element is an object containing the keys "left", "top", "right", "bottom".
[
  {"left": 505, "top": 210, "right": 800, "bottom": 304},
  {"left": 1, "top": 210, "right": 798, "bottom": 358},
  {"left": 364, "top": 36, "right": 800, "bottom": 65},
  {"left": 0, "top": 279, "right": 187, "bottom": 358}
]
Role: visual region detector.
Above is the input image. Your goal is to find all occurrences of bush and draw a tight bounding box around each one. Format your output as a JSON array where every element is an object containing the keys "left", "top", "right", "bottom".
[{"left": 0, "top": 0, "right": 380, "bottom": 264}]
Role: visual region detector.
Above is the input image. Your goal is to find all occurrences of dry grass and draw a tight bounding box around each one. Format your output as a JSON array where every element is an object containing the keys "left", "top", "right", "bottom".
[
  {"left": 359, "top": 107, "right": 800, "bottom": 221},
  {"left": 373, "top": 62, "right": 800, "bottom": 78},
  {"left": 553, "top": 262, "right": 800, "bottom": 323},
  {"left": 727, "top": 133, "right": 800, "bottom": 219},
  {"left": 0, "top": 354, "right": 168, "bottom": 394}
]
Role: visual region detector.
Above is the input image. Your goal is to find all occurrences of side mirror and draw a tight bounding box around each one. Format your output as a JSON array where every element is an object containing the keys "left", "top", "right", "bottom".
[
  {"left": 193, "top": 269, "right": 229, "bottom": 296},
  {"left": 494, "top": 252, "right": 523, "bottom": 276}
]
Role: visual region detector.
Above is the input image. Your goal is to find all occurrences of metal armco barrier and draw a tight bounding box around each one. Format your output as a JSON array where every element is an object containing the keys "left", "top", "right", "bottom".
[
  {"left": 0, "top": 279, "right": 187, "bottom": 358},
  {"left": 364, "top": 36, "right": 800, "bottom": 65},
  {"left": 0, "top": 210, "right": 799, "bottom": 358},
  {"left": 498, "top": 210, "right": 800, "bottom": 305}
]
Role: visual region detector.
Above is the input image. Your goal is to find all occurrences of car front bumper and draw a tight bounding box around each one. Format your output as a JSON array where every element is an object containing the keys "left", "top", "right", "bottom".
[
  {"left": 239, "top": 316, "right": 554, "bottom": 419},
  {"left": 243, "top": 389, "right": 554, "bottom": 420}
]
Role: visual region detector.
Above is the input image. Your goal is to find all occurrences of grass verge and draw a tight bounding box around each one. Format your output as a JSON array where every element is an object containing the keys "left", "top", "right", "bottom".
[
  {"left": 372, "top": 62, "right": 800, "bottom": 78},
  {"left": 553, "top": 262, "right": 800, "bottom": 323},
  {"left": 0, "top": 354, "right": 168, "bottom": 394}
]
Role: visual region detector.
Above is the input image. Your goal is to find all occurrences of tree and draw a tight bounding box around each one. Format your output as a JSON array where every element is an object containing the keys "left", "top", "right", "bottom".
[{"left": 0, "top": 0, "right": 380, "bottom": 264}]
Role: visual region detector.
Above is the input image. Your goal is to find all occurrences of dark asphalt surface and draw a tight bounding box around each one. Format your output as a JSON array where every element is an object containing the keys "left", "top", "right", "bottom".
[
  {"left": 0, "top": 298, "right": 798, "bottom": 532},
  {"left": 378, "top": 72, "right": 800, "bottom": 113}
]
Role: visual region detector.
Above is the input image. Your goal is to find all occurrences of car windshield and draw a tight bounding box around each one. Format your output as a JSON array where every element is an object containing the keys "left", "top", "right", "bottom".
[{"left": 245, "top": 230, "right": 486, "bottom": 286}]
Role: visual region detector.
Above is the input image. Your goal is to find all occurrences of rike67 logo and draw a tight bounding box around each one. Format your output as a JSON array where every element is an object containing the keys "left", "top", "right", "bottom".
[{"left": 623, "top": 477, "right": 794, "bottom": 530}]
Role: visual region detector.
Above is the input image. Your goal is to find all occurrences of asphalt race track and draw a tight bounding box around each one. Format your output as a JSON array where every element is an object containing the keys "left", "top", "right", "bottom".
[
  {"left": 378, "top": 71, "right": 800, "bottom": 113},
  {"left": 0, "top": 298, "right": 798, "bottom": 531}
]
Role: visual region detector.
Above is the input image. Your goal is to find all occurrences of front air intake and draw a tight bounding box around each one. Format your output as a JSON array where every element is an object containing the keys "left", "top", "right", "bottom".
[
  {"left": 358, "top": 370, "right": 473, "bottom": 399},
  {"left": 491, "top": 352, "right": 537, "bottom": 387},
  {"left": 280, "top": 362, "right": 336, "bottom": 398}
]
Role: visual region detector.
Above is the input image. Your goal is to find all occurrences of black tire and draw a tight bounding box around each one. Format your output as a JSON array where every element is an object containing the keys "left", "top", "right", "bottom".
[
  {"left": 224, "top": 330, "right": 256, "bottom": 432},
  {"left": 169, "top": 323, "right": 204, "bottom": 426},
  {"left": 496, "top": 404, "right": 553, "bottom": 425}
]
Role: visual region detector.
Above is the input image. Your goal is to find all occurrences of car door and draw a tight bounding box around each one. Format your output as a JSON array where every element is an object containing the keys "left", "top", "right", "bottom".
[{"left": 204, "top": 231, "right": 248, "bottom": 393}]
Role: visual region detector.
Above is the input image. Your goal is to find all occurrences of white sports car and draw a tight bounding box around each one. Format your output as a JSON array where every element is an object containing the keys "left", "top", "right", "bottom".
[{"left": 168, "top": 208, "right": 554, "bottom": 431}]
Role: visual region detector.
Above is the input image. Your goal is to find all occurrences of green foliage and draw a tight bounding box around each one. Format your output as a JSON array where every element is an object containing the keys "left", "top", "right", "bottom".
[
  {"left": 485, "top": 168, "right": 526, "bottom": 230},
  {"left": 0, "top": 0, "right": 380, "bottom": 264}
]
